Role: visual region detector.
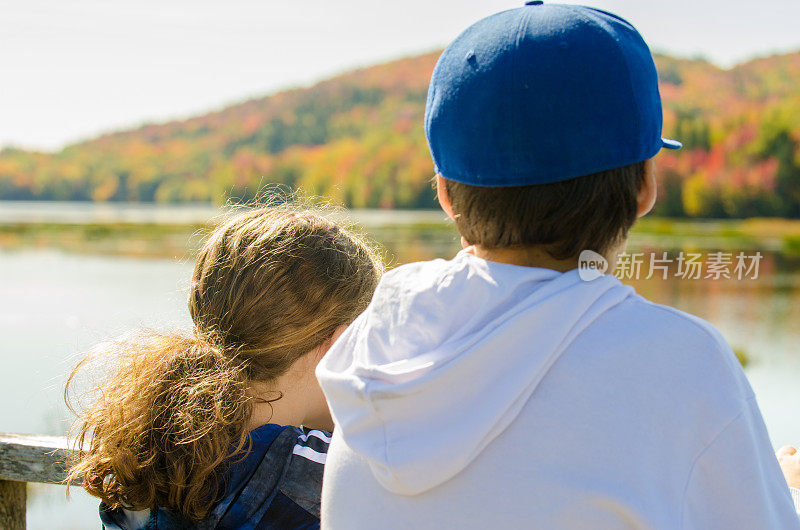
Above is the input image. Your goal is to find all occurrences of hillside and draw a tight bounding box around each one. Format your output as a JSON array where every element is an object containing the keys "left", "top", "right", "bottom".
[{"left": 2, "top": 50, "right": 800, "bottom": 217}]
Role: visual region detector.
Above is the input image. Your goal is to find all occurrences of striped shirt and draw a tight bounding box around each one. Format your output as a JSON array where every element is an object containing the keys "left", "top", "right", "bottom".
[{"left": 99, "top": 424, "right": 330, "bottom": 529}]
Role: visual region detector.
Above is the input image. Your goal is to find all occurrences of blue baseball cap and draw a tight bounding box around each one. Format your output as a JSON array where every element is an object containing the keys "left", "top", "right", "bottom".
[{"left": 424, "top": 1, "right": 681, "bottom": 187}]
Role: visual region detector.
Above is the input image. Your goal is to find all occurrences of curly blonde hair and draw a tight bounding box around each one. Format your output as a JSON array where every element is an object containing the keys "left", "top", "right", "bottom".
[{"left": 66, "top": 207, "right": 382, "bottom": 521}]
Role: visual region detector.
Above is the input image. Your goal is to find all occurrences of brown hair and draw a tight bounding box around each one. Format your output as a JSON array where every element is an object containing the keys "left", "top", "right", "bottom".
[
  {"left": 444, "top": 161, "right": 646, "bottom": 259},
  {"left": 66, "top": 207, "right": 382, "bottom": 521}
]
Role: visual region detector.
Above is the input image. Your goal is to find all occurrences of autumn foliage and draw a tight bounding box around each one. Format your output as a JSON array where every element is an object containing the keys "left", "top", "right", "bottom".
[{"left": 2, "top": 51, "right": 800, "bottom": 217}]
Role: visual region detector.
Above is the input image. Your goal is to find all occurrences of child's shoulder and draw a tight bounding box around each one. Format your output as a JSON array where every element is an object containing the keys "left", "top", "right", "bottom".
[
  {"left": 381, "top": 255, "right": 465, "bottom": 285},
  {"left": 591, "top": 293, "right": 752, "bottom": 397},
  {"left": 611, "top": 294, "right": 734, "bottom": 356},
  {"left": 99, "top": 424, "right": 329, "bottom": 529},
  {"left": 375, "top": 252, "right": 531, "bottom": 304},
  {"left": 371, "top": 255, "right": 470, "bottom": 307},
  {"left": 206, "top": 424, "right": 327, "bottom": 528}
]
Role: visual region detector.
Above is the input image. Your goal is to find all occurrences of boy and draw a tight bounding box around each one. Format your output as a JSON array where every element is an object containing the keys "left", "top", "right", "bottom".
[{"left": 316, "top": 3, "right": 800, "bottom": 528}]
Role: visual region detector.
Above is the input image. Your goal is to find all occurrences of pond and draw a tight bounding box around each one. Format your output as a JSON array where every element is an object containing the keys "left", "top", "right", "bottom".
[{"left": 1, "top": 202, "right": 798, "bottom": 528}]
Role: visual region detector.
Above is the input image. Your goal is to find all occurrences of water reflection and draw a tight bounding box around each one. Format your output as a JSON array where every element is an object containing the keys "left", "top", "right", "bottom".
[{"left": 1, "top": 215, "right": 799, "bottom": 528}]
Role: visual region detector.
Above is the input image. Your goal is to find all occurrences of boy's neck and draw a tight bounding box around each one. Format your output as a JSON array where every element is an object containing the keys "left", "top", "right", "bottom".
[
  {"left": 469, "top": 244, "right": 620, "bottom": 273},
  {"left": 470, "top": 245, "right": 576, "bottom": 272}
]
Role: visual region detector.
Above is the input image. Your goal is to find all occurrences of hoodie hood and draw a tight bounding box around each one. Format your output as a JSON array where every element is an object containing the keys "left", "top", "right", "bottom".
[{"left": 316, "top": 251, "right": 633, "bottom": 496}]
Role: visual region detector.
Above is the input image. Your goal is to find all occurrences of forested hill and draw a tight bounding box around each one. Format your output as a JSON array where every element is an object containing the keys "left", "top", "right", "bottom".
[{"left": 3, "top": 50, "right": 800, "bottom": 217}]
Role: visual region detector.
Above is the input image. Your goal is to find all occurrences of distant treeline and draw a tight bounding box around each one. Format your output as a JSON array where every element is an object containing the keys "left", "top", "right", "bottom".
[{"left": 2, "top": 51, "right": 800, "bottom": 217}]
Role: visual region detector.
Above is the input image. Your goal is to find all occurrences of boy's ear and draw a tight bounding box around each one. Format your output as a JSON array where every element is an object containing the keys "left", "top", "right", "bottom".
[
  {"left": 636, "top": 158, "right": 658, "bottom": 218},
  {"left": 436, "top": 174, "right": 456, "bottom": 221}
]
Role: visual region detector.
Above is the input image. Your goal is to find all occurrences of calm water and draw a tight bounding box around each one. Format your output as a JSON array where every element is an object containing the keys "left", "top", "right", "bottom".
[{"left": 1, "top": 204, "right": 799, "bottom": 528}]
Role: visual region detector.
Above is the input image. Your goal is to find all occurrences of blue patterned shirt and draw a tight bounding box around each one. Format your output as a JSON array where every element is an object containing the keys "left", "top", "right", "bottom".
[{"left": 99, "top": 424, "right": 330, "bottom": 529}]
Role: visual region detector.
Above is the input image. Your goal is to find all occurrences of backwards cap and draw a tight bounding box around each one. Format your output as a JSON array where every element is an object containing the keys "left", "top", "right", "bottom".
[{"left": 424, "top": 1, "right": 681, "bottom": 187}]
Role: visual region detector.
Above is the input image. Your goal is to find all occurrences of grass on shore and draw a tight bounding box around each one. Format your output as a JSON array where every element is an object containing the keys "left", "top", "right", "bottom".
[
  {"left": 1, "top": 217, "right": 800, "bottom": 258},
  {"left": 631, "top": 218, "right": 800, "bottom": 254}
]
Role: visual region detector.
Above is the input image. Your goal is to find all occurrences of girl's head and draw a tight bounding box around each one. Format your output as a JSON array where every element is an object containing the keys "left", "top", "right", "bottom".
[{"left": 67, "top": 207, "right": 382, "bottom": 521}]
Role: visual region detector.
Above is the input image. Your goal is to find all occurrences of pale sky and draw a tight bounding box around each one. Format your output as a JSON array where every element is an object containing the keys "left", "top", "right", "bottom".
[{"left": 2, "top": 0, "right": 800, "bottom": 151}]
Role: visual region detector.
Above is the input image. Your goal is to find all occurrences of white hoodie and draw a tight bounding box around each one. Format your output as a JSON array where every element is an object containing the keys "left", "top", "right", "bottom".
[{"left": 317, "top": 251, "right": 800, "bottom": 529}]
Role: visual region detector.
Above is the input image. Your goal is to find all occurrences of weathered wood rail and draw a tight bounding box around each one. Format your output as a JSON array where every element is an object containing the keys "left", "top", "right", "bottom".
[{"left": 0, "top": 433, "right": 78, "bottom": 530}]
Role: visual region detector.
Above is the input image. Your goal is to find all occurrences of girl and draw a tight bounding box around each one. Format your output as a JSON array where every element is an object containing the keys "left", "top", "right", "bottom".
[{"left": 66, "top": 207, "right": 382, "bottom": 529}]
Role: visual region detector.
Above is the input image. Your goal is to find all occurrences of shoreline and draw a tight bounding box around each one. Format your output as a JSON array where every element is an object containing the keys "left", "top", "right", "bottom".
[{"left": 1, "top": 201, "right": 800, "bottom": 257}]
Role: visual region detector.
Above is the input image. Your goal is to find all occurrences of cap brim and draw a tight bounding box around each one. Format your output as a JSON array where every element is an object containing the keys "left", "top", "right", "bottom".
[{"left": 661, "top": 138, "right": 682, "bottom": 149}]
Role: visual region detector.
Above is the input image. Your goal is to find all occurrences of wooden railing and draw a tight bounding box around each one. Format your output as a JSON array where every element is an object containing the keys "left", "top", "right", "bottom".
[{"left": 0, "top": 433, "right": 77, "bottom": 530}]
